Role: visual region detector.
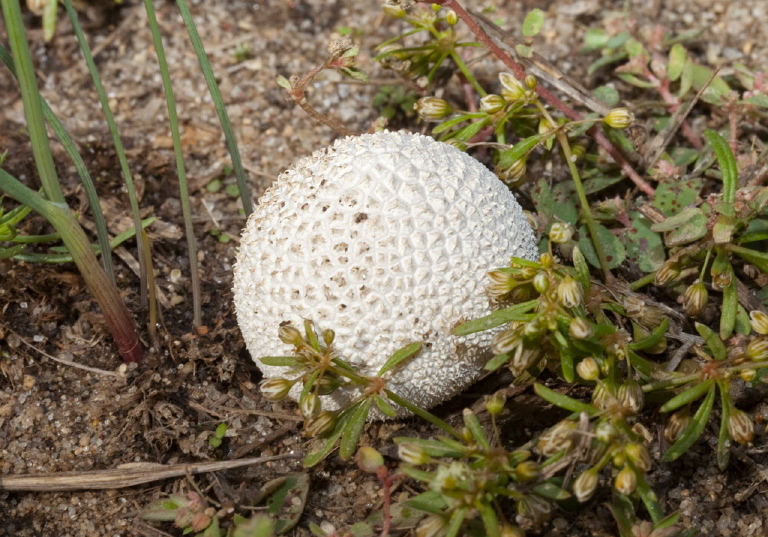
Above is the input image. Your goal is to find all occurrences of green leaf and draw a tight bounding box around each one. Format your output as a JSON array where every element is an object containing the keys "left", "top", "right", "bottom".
[
  {"left": 275, "top": 74, "right": 292, "bottom": 89},
  {"left": 703, "top": 129, "right": 738, "bottom": 204},
  {"left": 551, "top": 181, "right": 580, "bottom": 225},
  {"left": 582, "top": 28, "right": 610, "bottom": 50},
  {"left": 578, "top": 223, "right": 626, "bottom": 269},
  {"left": 534, "top": 383, "right": 598, "bottom": 415},
  {"left": 667, "top": 43, "right": 686, "bottom": 81},
  {"left": 691, "top": 64, "right": 731, "bottom": 95},
  {"left": 522, "top": 8, "right": 545, "bottom": 37},
  {"left": 476, "top": 500, "right": 500, "bottom": 537},
  {"left": 662, "top": 383, "right": 716, "bottom": 462},
  {"left": 743, "top": 94, "right": 768, "bottom": 108},
  {"left": 659, "top": 379, "right": 714, "bottom": 413},
  {"left": 446, "top": 507, "right": 469, "bottom": 537},
  {"left": 339, "top": 399, "right": 373, "bottom": 460},
  {"left": 629, "top": 318, "right": 669, "bottom": 351},
  {"left": 450, "top": 118, "right": 490, "bottom": 142},
  {"left": 373, "top": 394, "right": 397, "bottom": 418},
  {"left": 665, "top": 211, "right": 708, "bottom": 246},
  {"left": 592, "top": 85, "right": 620, "bottom": 107},
  {"left": 695, "top": 322, "right": 727, "bottom": 360},
  {"left": 393, "top": 437, "right": 464, "bottom": 458},
  {"left": 497, "top": 133, "right": 549, "bottom": 170},
  {"left": 260, "top": 356, "right": 302, "bottom": 367},
  {"left": 403, "top": 491, "right": 448, "bottom": 516},
  {"left": 617, "top": 73, "right": 656, "bottom": 88},
  {"left": 533, "top": 482, "right": 571, "bottom": 500},
  {"left": 679, "top": 57, "right": 694, "bottom": 97},
  {"left": 651, "top": 173, "right": 704, "bottom": 217},
  {"left": 453, "top": 299, "right": 537, "bottom": 336},
  {"left": 260, "top": 473, "right": 310, "bottom": 534},
  {"left": 462, "top": 409, "right": 490, "bottom": 450},
  {"left": 432, "top": 112, "right": 486, "bottom": 135},
  {"left": 484, "top": 352, "right": 510, "bottom": 371},
  {"left": 530, "top": 177, "right": 554, "bottom": 220},
  {"left": 727, "top": 244, "right": 768, "bottom": 274},
  {"left": 515, "top": 44, "right": 534, "bottom": 58},
  {"left": 720, "top": 278, "right": 738, "bottom": 340},
  {"left": 571, "top": 245, "right": 591, "bottom": 296},
  {"left": 377, "top": 342, "right": 422, "bottom": 375},
  {"left": 717, "top": 385, "right": 731, "bottom": 470},
  {"left": 625, "top": 212, "right": 665, "bottom": 272}
]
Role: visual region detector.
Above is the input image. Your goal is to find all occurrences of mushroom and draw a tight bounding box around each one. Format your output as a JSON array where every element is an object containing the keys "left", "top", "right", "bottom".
[{"left": 233, "top": 131, "right": 538, "bottom": 417}]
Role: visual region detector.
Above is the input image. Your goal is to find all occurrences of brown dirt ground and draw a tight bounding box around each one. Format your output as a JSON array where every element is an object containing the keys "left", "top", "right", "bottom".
[{"left": 1, "top": 0, "right": 767, "bottom": 536}]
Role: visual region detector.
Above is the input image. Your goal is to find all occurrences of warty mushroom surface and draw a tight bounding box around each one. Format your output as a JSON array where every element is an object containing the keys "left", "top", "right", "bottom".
[{"left": 233, "top": 130, "right": 538, "bottom": 417}]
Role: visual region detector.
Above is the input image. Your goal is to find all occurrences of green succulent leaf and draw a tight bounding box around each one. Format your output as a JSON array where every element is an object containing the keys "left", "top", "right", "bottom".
[
  {"left": 695, "top": 322, "right": 727, "bottom": 360},
  {"left": 534, "top": 383, "right": 599, "bottom": 415},
  {"left": 339, "top": 399, "right": 373, "bottom": 460},
  {"left": 703, "top": 129, "right": 738, "bottom": 204},
  {"left": 659, "top": 378, "right": 714, "bottom": 413},
  {"left": 629, "top": 318, "right": 670, "bottom": 351},
  {"left": 667, "top": 43, "right": 686, "bottom": 81}
]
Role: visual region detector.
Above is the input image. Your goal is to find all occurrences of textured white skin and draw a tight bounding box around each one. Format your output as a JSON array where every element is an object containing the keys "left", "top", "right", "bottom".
[{"left": 233, "top": 131, "right": 538, "bottom": 417}]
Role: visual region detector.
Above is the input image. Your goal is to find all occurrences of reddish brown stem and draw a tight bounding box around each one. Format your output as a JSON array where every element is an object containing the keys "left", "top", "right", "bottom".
[{"left": 428, "top": 0, "right": 656, "bottom": 196}]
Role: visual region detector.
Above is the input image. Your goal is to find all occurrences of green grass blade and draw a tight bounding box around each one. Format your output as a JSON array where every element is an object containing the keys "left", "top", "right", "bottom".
[
  {"left": 175, "top": 0, "right": 254, "bottom": 216},
  {"left": 0, "top": 168, "right": 142, "bottom": 362},
  {"left": 142, "top": 0, "right": 202, "bottom": 327},
  {"left": 0, "top": 42, "right": 116, "bottom": 283},
  {"left": 62, "top": 0, "right": 148, "bottom": 305},
  {"left": 1, "top": 0, "right": 65, "bottom": 205}
]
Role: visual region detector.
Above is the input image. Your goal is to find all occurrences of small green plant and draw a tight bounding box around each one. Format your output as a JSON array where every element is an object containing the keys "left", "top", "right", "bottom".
[
  {"left": 208, "top": 423, "right": 228, "bottom": 449},
  {"left": 141, "top": 492, "right": 278, "bottom": 537},
  {"left": 256, "top": 320, "right": 463, "bottom": 467}
]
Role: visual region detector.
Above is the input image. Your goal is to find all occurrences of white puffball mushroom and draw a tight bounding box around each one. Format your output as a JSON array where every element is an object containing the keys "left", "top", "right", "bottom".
[{"left": 233, "top": 131, "right": 538, "bottom": 417}]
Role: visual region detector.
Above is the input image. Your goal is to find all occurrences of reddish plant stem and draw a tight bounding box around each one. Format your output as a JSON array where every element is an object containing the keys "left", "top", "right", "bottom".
[{"left": 429, "top": 0, "right": 656, "bottom": 196}]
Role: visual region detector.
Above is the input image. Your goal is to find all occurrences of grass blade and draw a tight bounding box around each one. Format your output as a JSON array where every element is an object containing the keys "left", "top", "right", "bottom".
[
  {"left": 1, "top": 0, "right": 65, "bottom": 205},
  {"left": 175, "top": 0, "right": 254, "bottom": 216},
  {"left": 62, "top": 0, "right": 149, "bottom": 306},
  {"left": 0, "top": 43, "right": 115, "bottom": 283},
  {"left": 142, "top": 0, "right": 202, "bottom": 327}
]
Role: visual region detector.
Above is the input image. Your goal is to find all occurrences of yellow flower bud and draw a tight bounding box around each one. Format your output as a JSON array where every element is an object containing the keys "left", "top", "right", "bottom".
[
  {"left": 614, "top": 466, "right": 637, "bottom": 495},
  {"left": 414, "top": 97, "right": 453, "bottom": 121},
  {"left": 570, "top": 318, "right": 594, "bottom": 340},
  {"left": 749, "top": 310, "right": 768, "bottom": 335},
  {"left": 480, "top": 94, "right": 507, "bottom": 114},
  {"left": 664, "top": 408, "right": 691, "bottom": 443},
  {"left": 727, "top": 407, "right": 755, "bottom": 445},
  {"left": 499, "top": 73, "right": 526, "bottom": 102},
  {"left": 573, "top": 468, "right": 599, "bottom": 502},
  {"left": 746, "top": 337, "right": 768, "bottom": 361},
  {"left": 682, "top": 281, "right": 708, "bottom": 317},
  {"left": 557, "top": 276, "right": 583, "bottom": 308},
  {"left": 303, "top": 410, "right": 338, "bottom": 437},
  {"left": 382, "top": 4, "right": 407, "bottom": 18},
  {"left": 604, "top": 107, "right": 634, "bottom": 129},
  {"left": 576, "top": 357, "right": 600, "bottom": 380},
  {"left": 259, "top": 378, "right": 294, "bottom": 401},
  {"left": 549, "top": 222, "right": 573, "bottom": 244}
]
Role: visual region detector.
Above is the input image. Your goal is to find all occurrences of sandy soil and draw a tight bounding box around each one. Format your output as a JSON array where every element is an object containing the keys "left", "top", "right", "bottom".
[{"left": 1, "top": 0, "right": 767, "bottom": 535}]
